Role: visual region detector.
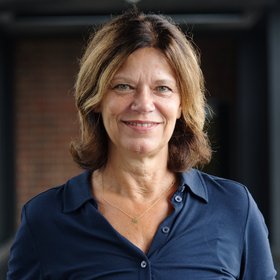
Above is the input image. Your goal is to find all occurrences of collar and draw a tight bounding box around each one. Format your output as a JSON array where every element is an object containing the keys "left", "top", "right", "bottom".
[
  {"left": 180, "top": 169, "right": 209, "bottom": 203},
  {"left": 63, "top": 171, "right": 94, "bottom": 213},
  {"left": 62, "top": 168, "right": 209, "bottom": 213}
]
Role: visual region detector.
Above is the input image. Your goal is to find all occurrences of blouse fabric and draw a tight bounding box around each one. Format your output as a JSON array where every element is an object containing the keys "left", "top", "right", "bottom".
[{"left": 7, "top": 169, "right": 277, "bottom": 279}]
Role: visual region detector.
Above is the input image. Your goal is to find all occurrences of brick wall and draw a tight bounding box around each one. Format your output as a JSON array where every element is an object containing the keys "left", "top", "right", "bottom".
[{"left": 15, "top": 38, "right": 82, "bottom": 216}]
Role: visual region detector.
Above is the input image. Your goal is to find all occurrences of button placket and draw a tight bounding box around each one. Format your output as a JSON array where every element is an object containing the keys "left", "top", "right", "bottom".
[
  {"left": 140, "top": 260, "right": 147, "bottom": 268},
  {"left": 161, "top": 226, "right": 170, "bottom": 234},
  {"left": 179, "top": 185, "right": 186, "bottom": 193},
  {"left": 174, "top": 195, "right": 182, "bottom": 203}
]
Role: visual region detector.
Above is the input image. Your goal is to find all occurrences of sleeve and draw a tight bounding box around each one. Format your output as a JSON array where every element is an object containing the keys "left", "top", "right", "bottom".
[
  {"left": 240, "top": 190, "right": 277, "bottom": 279},
  {"left": 7, "top": 205, "right": 43, "bottom": 280}
]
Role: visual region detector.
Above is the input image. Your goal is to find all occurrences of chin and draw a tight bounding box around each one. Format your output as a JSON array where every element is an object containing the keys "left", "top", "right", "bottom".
[
  {"left": 130, "top": 146, "right": 151, "bottom": 155},
  {"left": 127, "top": 142, "right": 166, "bottom": 157}
]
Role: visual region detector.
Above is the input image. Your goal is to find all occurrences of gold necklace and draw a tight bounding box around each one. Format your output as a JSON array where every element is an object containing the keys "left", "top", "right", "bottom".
[{"left": 102, "top": 175, "right": 175, "bottom": 224}]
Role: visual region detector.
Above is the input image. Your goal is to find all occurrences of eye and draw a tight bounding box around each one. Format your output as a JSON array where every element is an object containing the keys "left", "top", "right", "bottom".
[
  {"left": 155, "top": 86, "right": 172, "bottom": 93},
  {"left": 112, "top": 83, "right": 133, "bottom": 91}
]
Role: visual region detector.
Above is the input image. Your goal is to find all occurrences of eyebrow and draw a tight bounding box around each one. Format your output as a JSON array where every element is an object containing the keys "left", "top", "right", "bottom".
[
  {"left": 154, "top": 79, "right": 177, "bottom": 85},
  {"left": 110, "top": 76, "right": 134, "bottom": 83},
  {"left": 111, "top": 77, "right": 177, "bottom": 85}
]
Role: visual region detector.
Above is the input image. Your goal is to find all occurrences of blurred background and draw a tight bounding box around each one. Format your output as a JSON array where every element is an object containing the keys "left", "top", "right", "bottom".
[{"left": 0, "top": 0, "right": 280, "bottom": 277}]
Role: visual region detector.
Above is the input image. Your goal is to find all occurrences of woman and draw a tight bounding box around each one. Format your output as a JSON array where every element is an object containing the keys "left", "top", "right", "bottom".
[{"left": 8, "top": 9, "right": 276, "bottom": 279}]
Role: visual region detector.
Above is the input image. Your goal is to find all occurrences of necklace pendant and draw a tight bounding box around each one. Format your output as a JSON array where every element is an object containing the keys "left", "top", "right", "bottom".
[{"left": 131, "top": 217, "right": 138, "bottom": 224}]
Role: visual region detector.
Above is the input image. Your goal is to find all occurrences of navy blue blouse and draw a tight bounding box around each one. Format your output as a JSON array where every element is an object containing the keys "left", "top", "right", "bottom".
[{"left": 7, "top": 169, "right": 277, "bottom": 279}]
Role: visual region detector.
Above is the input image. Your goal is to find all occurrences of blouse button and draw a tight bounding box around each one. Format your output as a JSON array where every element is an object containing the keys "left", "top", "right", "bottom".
[
  {"left": 140, "top": 260, "right": 147, "bottom": 268},
  {"left": 174, "top": 195, "right": 182, "bottom": 203},
  {"left": 162, "top": 226, "right": 170, "bottom": 234}
]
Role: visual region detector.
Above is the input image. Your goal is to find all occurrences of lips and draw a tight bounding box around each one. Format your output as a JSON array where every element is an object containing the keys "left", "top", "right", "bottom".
[{"left": 123, "top": 121, "right": 160, "bottom": 128}]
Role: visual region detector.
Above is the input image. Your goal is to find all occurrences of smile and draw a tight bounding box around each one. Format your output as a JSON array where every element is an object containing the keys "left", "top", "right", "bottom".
[{"left": 123, "top": 121, "right": 160, "bottom": 128}]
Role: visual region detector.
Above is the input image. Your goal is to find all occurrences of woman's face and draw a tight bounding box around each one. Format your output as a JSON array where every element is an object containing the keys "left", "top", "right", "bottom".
[{"left": 100, "top": 47, "right": 181, "bottom": 158}]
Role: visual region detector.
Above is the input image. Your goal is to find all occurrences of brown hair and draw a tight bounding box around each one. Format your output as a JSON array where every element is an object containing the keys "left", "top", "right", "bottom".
[{"left": 70, "top": 9, "right": 212, "bottom": 172}]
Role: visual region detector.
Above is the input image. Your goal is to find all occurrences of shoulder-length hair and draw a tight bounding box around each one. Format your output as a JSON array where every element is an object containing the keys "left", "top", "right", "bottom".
[{"left": 70, "top": 9, "right": 212, "bottom": 172}]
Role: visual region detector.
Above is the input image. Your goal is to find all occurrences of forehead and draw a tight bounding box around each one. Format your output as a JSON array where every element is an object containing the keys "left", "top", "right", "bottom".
[{"left": 112, "top": 47, "right": 176, "bottom": 81}]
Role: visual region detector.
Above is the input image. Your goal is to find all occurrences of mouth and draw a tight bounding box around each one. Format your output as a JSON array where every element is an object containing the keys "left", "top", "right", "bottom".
[{"left": 123, "top": 121, "right": 161, "bottom": 128}]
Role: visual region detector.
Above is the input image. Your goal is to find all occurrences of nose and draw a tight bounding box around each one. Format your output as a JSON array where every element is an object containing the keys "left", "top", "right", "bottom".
[{"left": 131, "top": 86, "right": 155, "bottom": 113}]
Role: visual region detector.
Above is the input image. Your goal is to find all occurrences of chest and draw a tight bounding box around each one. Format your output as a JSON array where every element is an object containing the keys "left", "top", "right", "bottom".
[
  {"left": 37, "top": 194, "right": 244, "bottom": 279},
  {"left": 98, "top": 199, "right": 173, "bottom": 253},
  {"left": 40, "top": 213, "right": 241, "bottom": 280}
]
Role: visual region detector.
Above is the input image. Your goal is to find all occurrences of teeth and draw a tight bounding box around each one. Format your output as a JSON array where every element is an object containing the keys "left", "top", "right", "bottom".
[{"left": 126, "top": 122, "right": 155, "bottom": 127}]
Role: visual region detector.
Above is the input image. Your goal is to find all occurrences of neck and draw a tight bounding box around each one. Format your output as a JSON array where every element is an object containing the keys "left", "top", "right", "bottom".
[{"left": 100, "top": 149, "right": 175, "bottom": 202}]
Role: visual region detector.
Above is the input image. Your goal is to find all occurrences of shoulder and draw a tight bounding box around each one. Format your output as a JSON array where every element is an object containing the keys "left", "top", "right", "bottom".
[
  {"left": 194, "top": 169, "right": 251, "bottom": 203},
  {"left": 186, "top": 170, "right": 268, "bottom": 239},
  {"left": 22, "top": 171, "right": 91, "bottom": 223},
  {"left": 195, "top": 170, "right": 269, "bottom": 229},
  {"left": 23, "top": 184, "right": 65, "bottom": 223},
  {"left": 188, "top": 171, "right": 276, "bottom": 277},
  {"left": 185, "top": 169, "right": 255, "bottom": 223}
]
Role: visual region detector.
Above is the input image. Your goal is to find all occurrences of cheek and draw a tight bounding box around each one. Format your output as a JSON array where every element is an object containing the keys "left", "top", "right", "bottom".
[
  {"left": 167, "top": 100, "right": 181, "bottom": 120},
  {"left": 101, "top": 98, "right": 119, "bottom": 121},
  {"left": 103, "top": 94, "right": 131, "bottom": 115},
  {"left": 101, "top": 99, "right": 128, "bottom": 132},
  {"left": 177, "top": 106, "right": 182, "bottom": 119}
]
